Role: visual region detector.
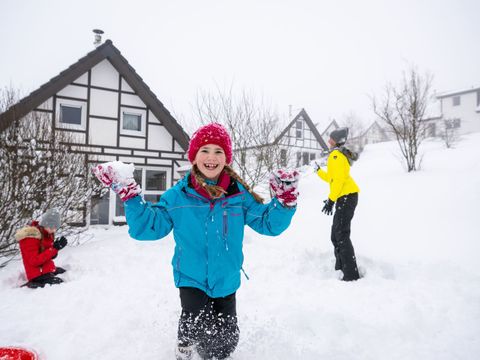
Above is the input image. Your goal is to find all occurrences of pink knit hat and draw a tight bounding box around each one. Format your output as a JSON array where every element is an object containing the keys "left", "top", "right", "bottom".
[{"left": 188, "top": 123, "right": 233, "bottom": 164}]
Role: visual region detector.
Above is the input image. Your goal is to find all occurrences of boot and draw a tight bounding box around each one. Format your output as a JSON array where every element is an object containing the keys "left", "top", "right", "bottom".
[
  {"left": 341, "top": 260, "right": 360, "bottom": 281},
  {"left": 54, "top": 267, "right": 66, "bottom": 275},
  {"left": 27, "top": 273, "right": 63, "bottom": 288}
]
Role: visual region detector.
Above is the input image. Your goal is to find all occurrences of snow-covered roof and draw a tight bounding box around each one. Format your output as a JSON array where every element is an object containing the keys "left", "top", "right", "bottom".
[
  {"left": 436, "top": 86, "right": 480, "bottom": 99},
  {"left": 0, "top": 40, "right": 190, "bottom": 150}
]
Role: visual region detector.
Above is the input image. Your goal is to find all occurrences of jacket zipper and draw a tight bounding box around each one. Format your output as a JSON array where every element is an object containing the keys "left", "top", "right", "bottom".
[{"left": 223, "top": 210, "right": 228, "bottom": 250}]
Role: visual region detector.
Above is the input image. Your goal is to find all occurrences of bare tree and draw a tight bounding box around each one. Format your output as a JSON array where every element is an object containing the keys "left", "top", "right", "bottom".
[
  {"left": 373, "top": 66, "right": 433, "bottom": 172},
  {"left": 0, "top": 86, "right": 103, "bottom": 265},
  {"left": 194, "top": 84, "right": 287, "bottom": 188},
  {"left": 441, "top": 119, "right": 460, "bottom": 149}
]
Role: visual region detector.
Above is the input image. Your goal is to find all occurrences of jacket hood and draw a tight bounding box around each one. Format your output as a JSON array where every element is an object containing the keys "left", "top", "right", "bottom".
[
  {"left": 335, "top": 146, "right": 359, "bottom": 165},
  {"left": 15, "top": 226, "right": 42, "bottom": 241}
]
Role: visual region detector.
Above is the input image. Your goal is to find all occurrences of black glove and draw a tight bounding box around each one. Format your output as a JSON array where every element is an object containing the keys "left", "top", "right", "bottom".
[
  {"left": 322, "top": 199, "right": 335, "bottom": 215},
  {"left": 313, "top": 162, "right": 320, "bottom": 172},
  {"left": 53, "top": 236, "right": 68, "bottom": 250}
]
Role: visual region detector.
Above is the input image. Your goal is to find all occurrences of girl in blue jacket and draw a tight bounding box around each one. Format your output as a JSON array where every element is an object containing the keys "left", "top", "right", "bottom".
[{"left": 94, "top": 123, "right": 298, "bottom": 360}]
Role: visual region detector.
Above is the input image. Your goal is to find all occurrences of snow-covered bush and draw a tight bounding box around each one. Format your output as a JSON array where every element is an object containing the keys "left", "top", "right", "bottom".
[{"left": 0, "top": 87, "right": 104, "bottom": 266}]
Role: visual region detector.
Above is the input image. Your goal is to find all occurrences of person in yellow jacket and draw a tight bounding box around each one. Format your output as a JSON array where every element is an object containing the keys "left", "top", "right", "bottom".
[{"left": 315, "top": 127, "right": 360, "bottom": 281}]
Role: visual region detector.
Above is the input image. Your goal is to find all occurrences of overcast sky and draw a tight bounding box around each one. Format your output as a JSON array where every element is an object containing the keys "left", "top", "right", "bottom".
[{"left": 1, "top": 0, "right": 479, "bottom": 130}]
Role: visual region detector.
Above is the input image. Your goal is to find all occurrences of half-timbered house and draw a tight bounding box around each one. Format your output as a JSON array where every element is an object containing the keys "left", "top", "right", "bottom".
[
  {"left": 0, "top": 40, "right": 190, "bottom": 225},
  {"left": 274, "top": 108, "right": 328, "bottom": 167}
]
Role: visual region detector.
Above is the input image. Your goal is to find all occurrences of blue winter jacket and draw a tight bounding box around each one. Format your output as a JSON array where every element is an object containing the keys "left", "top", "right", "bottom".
[{"left": 124, "top": 172, "right": 296, "bottom": 298}]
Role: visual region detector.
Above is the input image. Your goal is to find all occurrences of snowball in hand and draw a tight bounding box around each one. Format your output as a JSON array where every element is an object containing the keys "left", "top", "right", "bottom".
[{"left": 93, "top": 161, "right": 136, "bottom": 187}]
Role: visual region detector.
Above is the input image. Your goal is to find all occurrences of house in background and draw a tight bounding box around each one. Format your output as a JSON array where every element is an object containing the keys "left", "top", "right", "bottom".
[
  {"left": 319, "top": 119, "right": 340, "bottom": 145},
  {"left": 435, "top": 86, "right": 480, "bottom": 135},
  {"left": 0, "top": 39, "right": 190, "bottom": 225},
  {"left": 275, "top": 108, "right": 328, "bottom": 167},
  {"left": 349, "top": 121, "right": 392, "bottom": 151},
  {"left": 235, "top": 109, "right": 328, "bottom": 173}
]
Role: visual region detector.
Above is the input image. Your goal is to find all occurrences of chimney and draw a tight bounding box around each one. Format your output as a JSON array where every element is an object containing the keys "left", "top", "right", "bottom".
[{"left": 93, "top": 29, "right": 104, "bottom": 47}]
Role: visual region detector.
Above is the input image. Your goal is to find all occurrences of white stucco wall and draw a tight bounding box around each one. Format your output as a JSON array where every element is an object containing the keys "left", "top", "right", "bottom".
[
  {"left": 121, "top": 78, "right": 134, "bottom": 92},
  {"left": 90, "top": 89, "right": 118, "bottom": 118},
  {"left": 174, "top": 141, "right": 184, "bottom": 153},
  {"left": 89, "top": 119, "right": 118, "bottom": 146},
  {"left": 441, "top": 91, "right": 480, "bottom": 135},
  {"left": 57, "top": 84, "right": 88, "bottom": 99},
  {"left": 119, "top": 136, "right": 146, "bottom": 149},
  {"left": 90, "top": 60, "right": 119, "bottom": 89},
  {"left": 121, "top": 93, "right": 145, "bottom": 108},
  {"left": 149, "top": 110, "right": 161, "bottom": 124},
  {"left": 73, "top": 72, "right": 89, "bottom": 85},
  {"left": 148, "top": 125, "right": 172, "bottom": 151},
  {"left": 38, "top": 98, "right": 53, "bottom": 111}
]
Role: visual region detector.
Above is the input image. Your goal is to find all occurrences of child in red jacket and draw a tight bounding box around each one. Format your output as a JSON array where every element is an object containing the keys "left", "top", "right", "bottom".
[{"left": 16, "top": 208, "right": 68, "bottom": 288}]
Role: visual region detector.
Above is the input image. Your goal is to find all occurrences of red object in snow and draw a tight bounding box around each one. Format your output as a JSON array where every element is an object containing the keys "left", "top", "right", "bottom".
[{"left": 0, "top": 347, "right": 38, "bottom": 360}]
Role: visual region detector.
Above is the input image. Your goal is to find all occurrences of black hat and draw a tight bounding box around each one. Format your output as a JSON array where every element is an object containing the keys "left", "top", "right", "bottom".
[{"left": 329, "top": 127, "right": 349, "bottom": 145}]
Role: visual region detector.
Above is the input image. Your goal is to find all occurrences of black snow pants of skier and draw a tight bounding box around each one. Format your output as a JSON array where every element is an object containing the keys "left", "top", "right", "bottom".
[
  {"left": 331, "top": 192, "right": 360, "bottom": 281},
  {"left": 177, "top": 287, "right": 239, "bottom": 360}
]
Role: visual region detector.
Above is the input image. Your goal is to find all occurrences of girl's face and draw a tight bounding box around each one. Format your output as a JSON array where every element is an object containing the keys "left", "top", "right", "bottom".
[
  {"left": 328, "top": 138, "right": 336, "bottom": 149},
  {"left": 193, "top": 144, "right": 227, "bottom": 181},
  {"left": 44, "top": 227, "right": 56, "bottom": 234}
]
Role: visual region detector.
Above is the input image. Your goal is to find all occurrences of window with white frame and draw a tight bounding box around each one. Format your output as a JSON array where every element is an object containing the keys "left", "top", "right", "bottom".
[
  {"left": 123, "top": 113, "right": 141, "bottom": 131},
  {"left": 452, "top": 96, "right": 461, "bottom": 106},
  {"left": 296, "top": 120, "right": 303, "bottom": 138},
  {"left": 302, "top": 152, "right": 309, "bottom": 165},
  {"left": 445, "top": 118, "right": 461, "bottom": 130},
  {"left": 56, "top": 99, "right": 86, "bottom": 130},
  {"left": 120, "top": 108, "right": 146, "bottom": 136},
  {"left": 280, "top": 149, "right": 287, "bottom": 167},
  {"left": 60, "top": 105, "right": 82, "bottom": 125},
  {"left": 296, "top": 152, "right": 302, "bottom": 167}
]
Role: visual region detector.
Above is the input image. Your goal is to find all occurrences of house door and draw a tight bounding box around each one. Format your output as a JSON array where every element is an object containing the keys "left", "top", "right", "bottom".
[{"left": 90, "top": 192, "right": 110, "bottom": 225}]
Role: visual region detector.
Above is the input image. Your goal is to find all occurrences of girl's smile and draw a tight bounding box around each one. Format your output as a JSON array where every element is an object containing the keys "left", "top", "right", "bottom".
[{"left": 193, "top": 144, "right": 227, "bottom": 181}]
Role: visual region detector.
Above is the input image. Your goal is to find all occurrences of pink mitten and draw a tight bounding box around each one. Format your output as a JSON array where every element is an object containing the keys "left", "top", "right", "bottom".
[
  {"left": 92, "top": 163, "right": 141, "bottom": 202},
  {"left": 92, "top": 164, "right": 117, "bottom": 187},
  {"left": 269, "top": 169, "right": 300, "bottom": 207}
]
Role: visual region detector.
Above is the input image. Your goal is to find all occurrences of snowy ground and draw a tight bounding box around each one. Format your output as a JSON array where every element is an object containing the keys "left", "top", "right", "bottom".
[{"left": 1, "top": 134, "right": 480, "bottom": 360}]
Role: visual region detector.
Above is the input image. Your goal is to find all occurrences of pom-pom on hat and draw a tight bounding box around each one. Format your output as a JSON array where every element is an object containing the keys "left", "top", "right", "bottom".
[
  {"left": 188, "top": 123, "right": 233, "bottom": 164},
  {"left": 40, "top": 208, "right": 61, "bottom": 229}
]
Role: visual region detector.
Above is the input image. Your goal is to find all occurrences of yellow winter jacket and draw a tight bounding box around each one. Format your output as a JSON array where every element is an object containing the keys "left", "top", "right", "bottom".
[{"left": 317, "top": 149, "right": 359, "bottom": 202}]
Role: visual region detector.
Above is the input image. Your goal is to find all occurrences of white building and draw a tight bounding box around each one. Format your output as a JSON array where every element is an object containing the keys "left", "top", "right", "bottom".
[
  {"left": 436, "top": 86, "right": 480, "bottom": 135},
  {"left": 275, "top": 109, "right": 329, "bottom": 167},
  {"left": 0, "top": 39, "right": 190, "bottom": 225},
  {"left": 234, "top": 109, "right": 328, "bottom": 173}
]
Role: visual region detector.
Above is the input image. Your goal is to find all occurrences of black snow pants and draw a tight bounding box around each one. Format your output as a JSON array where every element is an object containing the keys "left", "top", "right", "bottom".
[
  {"left": 331, "top": 193, "right": 360, "bottom": 281},
  {"left": 177, "top": 287, "right": 239, "bottom": 360}
]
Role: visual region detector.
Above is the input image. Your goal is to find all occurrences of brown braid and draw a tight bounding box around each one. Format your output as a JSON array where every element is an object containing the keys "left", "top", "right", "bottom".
[
  {"left": 191, "top": 165, "right": 227, "bottom": 199},
  {"left": 223, "top": 165, "right": 264, "bottom": 203},
  {"left": 191, "top": 165, "right": 264, "bottom": 203},
  {"left": 39, "top": 227, "right": 45, "bottom": 252}
]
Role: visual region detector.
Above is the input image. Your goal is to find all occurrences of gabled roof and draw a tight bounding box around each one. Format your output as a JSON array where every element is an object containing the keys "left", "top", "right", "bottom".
[
  {"left": 436, "top": 86, "right": 480, "bottom": 99},
  {"left": 362, "top": 121, "right": 388, "bottom": 138},
  {"left": 321, "top": 119, "right": 340, "bottom": 137},
  {"left": 274, "top": 108, "right": 328, "bottom": 150},
  {"left": 0, "top": 40, "right": 190, "bottom": 150}
]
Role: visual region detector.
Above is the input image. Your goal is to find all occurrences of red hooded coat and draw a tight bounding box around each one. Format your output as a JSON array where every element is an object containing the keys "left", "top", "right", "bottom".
[{"left": 16, "top": 221, "right": 58, "bottom": 281}]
